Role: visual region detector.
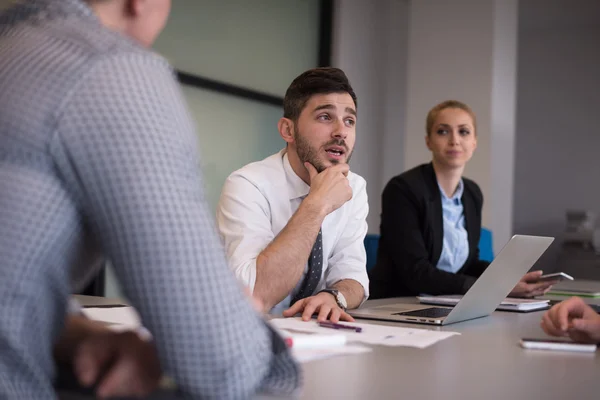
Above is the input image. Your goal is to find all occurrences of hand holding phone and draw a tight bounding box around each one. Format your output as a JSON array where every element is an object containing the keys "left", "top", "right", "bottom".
[
  {"left": 520, "top": 338, "right": 596, "bottom": 352},
  {"left": 537, "top": 272, "right": 574, "bottom": 283}
]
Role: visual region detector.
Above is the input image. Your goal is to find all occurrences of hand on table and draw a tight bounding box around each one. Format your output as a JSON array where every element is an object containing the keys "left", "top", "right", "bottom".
[
  {"left": 74, "top": 330, "right": 161, "bottom": 399},
  {"left": 282, "top": 292, "right": 353, "bottom": 323},
  {"left": 541, "top": 296, "right": 600, "bottom": 344}
]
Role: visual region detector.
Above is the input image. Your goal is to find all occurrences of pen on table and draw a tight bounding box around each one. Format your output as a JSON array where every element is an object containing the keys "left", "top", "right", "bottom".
[
  {"left": 82, "top": 304, "right": 129, "bottom": 308},
  {"left": 317, "top": 321, "right": 362, "bottom": 333}
]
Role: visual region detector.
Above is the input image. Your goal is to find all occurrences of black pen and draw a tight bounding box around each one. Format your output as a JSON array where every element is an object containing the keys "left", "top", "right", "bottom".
[{"left": 317, "top": 321, "right": 362, "bottom": 333}]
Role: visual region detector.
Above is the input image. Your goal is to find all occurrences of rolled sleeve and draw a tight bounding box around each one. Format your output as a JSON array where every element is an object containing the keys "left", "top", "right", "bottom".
[
  {"left": 216, "top": 174, "right": 274, "bottom": 292},
  {"left": 325, "top": 176, "right": 370, "bottom": 302}
]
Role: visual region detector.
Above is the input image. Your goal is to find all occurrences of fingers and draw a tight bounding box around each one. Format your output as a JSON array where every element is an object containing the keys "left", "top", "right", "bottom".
[
  {"left": 569, "top": 319, "right": 600, "bottom": 343},
  {"left": 74, "top": 336, "right": 113, "bottom": 387},
  {"left": 301, "top": 299, "right": 319, "bottom": 321},
  {"left": 95, "top": 339, "right": 161, "bottom": 399},
  {"left": 541, "top": 311, "right": 566, "bottom": 337},
  {"left": 518, "top": 281, "right": 554, "bottom": 297},
  {"left": 329, "top": 308, "right": 341, "bottom": 323},
  {"left": 96, "top": 358, "right": 136, "bottom": 399},
  {"left": 305, "top": 162, "right": 350, "bottom": 180},
  {"left": 329, "top": 163, "right": 350, "bottom": 174},
  {"left": 339, "top": 310, "right": 355, "bottom": 322},
  {"left": 522, "top": 270, "right": 543, "bottom": 283},
  {"left": 304, "top": 162, "right": 319, "bottom": 181},
  {"left": 555, "top": 302, "right": 574, "bottom": 331},
  {"left": 317, "top": 304, "right": 332, "bottom": 322},
  {"left": 285, "top": 295, "right": 349, "bottom": 323},
  {"left": 282, "top": 299, "right": 306, "bottom": 318},
  {"left": 545, "top": 297, "right": 587, "bottom": 331}
]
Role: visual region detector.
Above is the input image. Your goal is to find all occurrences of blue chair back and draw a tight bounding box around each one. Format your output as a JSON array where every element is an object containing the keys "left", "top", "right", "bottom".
[
  {"left": 364, "top": 233, "right": 380, "bottom": 271},
  {"left": 479, "top": 227, "right": 494, "bottom": 262},
  {"left": 364, "top": 229, "right": 493, "bottom": 270}
]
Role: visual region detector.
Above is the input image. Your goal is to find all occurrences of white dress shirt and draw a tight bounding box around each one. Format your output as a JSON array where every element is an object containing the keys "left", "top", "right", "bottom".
[{"left": 217, "top": 149, "right": 370, "bottom": 314}]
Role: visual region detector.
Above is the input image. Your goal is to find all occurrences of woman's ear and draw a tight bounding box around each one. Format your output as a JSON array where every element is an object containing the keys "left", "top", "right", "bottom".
[{"left": 278, "top": 118, "right": 295, "bottom": 144}]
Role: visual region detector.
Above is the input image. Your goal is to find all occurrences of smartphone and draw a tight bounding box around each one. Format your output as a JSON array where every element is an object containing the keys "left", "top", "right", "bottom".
[
  {"left": 537, "top": 272, "right": 574, "bottom": 282},
  {"left": 520, "top": 338, "right": 597, "bottom": 352}
]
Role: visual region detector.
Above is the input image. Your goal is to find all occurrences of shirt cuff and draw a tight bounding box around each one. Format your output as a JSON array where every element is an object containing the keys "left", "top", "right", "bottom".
[{"left": 232, "top": 258, "right": 258, "bottom": 293}]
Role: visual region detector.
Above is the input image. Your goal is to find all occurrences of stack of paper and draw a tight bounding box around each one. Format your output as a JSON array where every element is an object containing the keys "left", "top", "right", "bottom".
[
  {"left": 269, "top": 317, "right": 459, "bottom": 349},
  {"left": 271, "top": 324, "right": 371, "bottom": 363},
  {"left": 547, "top": 280, "right": 600, "bottom": 298},
  {"left": 417, "top": 295, "right": 550, "bottom": 312}
]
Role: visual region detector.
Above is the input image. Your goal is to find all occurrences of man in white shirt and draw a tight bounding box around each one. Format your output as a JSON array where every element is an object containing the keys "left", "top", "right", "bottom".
[{"left": 217, "top": 67, "right": 369, "bottom": 322}]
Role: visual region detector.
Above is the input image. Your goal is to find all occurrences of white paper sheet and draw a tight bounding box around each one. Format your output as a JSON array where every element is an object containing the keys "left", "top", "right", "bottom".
[
  {"left": 82, "top": 306, "right": 141, "bottom": 328},
  {"left": 269, "top": 317, "right": 459, "bottom": 349},
  {"left": 292, "top": 344, "right": 372, "bottom": 363}
]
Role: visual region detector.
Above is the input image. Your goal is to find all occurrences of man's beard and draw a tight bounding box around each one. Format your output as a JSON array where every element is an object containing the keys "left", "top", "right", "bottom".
[{"left": 294, "top": 127, "right": 352, "bottom": 173}]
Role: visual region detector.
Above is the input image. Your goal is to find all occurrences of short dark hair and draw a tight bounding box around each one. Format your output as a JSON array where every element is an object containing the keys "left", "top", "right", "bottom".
[{"left": 283, "top": 67, "right": 357, "bottom": 121}]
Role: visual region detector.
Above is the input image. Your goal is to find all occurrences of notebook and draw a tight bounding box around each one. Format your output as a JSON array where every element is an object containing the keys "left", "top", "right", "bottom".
[
  {"left": 547, "top": 280, "right": 600, "bottom": 298},
  {"left": 417, "top": 295, "right": 550, "bottom": 312}
]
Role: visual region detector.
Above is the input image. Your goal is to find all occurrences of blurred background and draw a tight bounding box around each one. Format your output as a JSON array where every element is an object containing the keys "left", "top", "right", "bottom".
[{"left": 2, "top": 0, "right": 599, "bottom": 295}]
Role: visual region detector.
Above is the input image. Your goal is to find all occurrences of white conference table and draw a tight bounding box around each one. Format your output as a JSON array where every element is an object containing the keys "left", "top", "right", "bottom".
[{"left": 63, "top": 296, "right": 600, "bottom": 400}]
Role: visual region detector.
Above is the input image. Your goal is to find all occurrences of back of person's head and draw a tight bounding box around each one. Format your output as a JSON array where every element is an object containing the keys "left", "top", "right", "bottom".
[
  {"left": 283, "top": 67, "right": 357, "bottom": 122},
  {"left": 425, "top": 100, "right": 477, "bottom": 136},
  {"left": 84, "top": 0, "right": 172, "bottom": 47}
]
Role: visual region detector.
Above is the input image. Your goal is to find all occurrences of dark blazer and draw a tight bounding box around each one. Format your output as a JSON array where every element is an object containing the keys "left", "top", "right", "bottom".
[{"left": 369, "top": 163, "right": 490, "bottom": 299}]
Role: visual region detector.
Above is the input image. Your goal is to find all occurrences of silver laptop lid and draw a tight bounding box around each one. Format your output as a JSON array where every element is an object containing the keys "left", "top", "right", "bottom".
[{"left": 443, "top": 234, "right": 554, "bottom": 324}]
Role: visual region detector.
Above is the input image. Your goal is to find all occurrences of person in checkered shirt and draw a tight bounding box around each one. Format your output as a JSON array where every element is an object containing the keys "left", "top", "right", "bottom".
[{"left": 0, "top": 0, "right": 300, "bottom": 398}]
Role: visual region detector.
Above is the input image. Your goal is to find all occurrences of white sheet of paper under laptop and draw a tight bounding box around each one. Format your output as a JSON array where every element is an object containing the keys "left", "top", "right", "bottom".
[{"left": 417, "top": 295, "right": 549, "bottom": 312}]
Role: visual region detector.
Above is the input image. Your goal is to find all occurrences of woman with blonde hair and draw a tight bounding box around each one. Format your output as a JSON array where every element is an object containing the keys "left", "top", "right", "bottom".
[{"left": 369, "top": 100, "right": 554, "bottom": 298}]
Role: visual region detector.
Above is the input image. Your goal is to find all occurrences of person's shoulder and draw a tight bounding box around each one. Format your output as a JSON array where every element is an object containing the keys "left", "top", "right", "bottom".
[
  {"left": 385, "top": 163, "right": 431, "bottom": 194},
  {"left": 227, "top": 151, "right": 286, "bottom": 188},
  {"left": 55, "top": 13, "right": 163, "bottom": 64},
  {"left": 45, "top": 14, "right": 173, "bottom": 86}
]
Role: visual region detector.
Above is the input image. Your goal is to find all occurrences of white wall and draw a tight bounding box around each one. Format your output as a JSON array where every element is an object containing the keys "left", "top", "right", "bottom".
[
  {"left": 335, "top": 0, "right": 517, "bottom": 251},
  {"left": 403, "top": 0, "right": 518, "bottom": 254},
  {"left": 513, "top": 0, "right": 600, "bottom": 269},
  {"left": 332, "top": 0, "right": 409, "bottom": 233},
  {"left": 154, "top": 0, "right": 319, "bottom": 97}
]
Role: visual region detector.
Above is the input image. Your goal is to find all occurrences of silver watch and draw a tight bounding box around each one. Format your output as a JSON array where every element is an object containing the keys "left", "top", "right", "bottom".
[{"left": 319, "top": 289, "right": 348, "bottom": 310}]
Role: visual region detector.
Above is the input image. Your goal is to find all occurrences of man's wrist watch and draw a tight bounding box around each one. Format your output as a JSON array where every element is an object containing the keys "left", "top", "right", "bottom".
[{"left": 319, "top": 289, "right": 348, "bottom": 310}]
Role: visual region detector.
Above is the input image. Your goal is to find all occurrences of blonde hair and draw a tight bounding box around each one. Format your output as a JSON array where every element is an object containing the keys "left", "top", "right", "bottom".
[{"left": 425, "top": 100, "right": 476, "bottom": 136}]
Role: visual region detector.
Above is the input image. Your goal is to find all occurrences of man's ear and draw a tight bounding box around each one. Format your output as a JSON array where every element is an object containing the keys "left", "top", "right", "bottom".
[
  {"left": 278, "top": 118, "right": 295, "bottom": 144},
  {"left": 125, "top": 0, "right": 143, "bottom": 17}
]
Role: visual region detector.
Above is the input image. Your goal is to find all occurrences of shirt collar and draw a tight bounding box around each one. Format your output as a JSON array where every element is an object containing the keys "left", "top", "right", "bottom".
[
  {"left": 439, "top": 179, "right": 464, "bottom": 203},
  {"left": 282, "top": 150, "right": 310, "bottom": 200},
  {"left": 26, "top": 0, "right": 96, "bottom": 19}
]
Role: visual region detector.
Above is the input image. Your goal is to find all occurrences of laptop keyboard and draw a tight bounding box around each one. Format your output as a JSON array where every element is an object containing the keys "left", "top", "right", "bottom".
[{"left": 393, "top": 307, "right": 452, "bottom": 318}]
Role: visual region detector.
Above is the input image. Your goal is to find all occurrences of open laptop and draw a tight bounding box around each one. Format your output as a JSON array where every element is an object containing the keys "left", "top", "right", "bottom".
[{"left": 350, "top": 235, "right": 554, "bottom": 325}]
